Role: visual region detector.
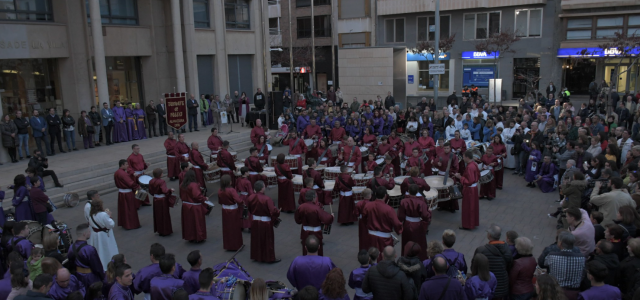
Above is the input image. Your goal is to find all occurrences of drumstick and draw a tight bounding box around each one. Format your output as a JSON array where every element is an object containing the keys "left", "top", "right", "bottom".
[{"left": 329, "top": 203, "right": 333, "bottom": 215}]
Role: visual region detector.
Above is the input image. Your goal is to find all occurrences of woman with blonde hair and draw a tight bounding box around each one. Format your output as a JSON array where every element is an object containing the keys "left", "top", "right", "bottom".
[
  {"left": 249, "top": 278, "right": 269, "bottom": 300},
  {"left": 319, "top": 268, "right": 350, "bottom": 300}
]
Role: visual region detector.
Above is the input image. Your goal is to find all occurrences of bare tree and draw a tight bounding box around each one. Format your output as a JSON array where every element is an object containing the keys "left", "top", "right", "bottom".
[
  {"left": 409, "top": 34, "right": 457, "bottom": 59},
  {"left": 515, "top": 72, "right": 542, "bottom": 104},
  {"left": 474, "top": 30, "right": 522, "bottom": 103}
]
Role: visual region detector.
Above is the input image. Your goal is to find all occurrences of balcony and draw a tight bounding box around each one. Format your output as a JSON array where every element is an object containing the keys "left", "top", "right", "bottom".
[
  {"left": 268, "top": 0, "right": 281, "bottom": 18},
  {"left": 270, "top": 33, "right": 283, "bottom": 47},
  {"left": 562, "top": 0, "right": 639, "bottom": 10},
  {"left": 377, "top": 0, "right": 547, "bottom": 16}
]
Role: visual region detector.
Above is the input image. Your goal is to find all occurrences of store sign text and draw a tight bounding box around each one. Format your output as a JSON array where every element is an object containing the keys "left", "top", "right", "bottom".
[{"left": 0, "top": 40, "right": 66, "bottom": 50}]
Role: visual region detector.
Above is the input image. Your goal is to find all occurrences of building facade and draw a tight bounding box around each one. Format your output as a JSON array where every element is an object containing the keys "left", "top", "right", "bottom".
[{"left": 0, "top": 0, "right": 271, "bottom": 163}]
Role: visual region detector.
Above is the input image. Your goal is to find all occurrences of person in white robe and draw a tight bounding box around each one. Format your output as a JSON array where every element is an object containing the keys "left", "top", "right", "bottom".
[{"left": 86, "top": 192, "right": 118, "bottom": 271}]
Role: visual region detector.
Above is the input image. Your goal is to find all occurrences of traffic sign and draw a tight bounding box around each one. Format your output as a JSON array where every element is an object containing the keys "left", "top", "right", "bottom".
[{"left": 429, "top": 64, "right": 445, "bottom": 75}]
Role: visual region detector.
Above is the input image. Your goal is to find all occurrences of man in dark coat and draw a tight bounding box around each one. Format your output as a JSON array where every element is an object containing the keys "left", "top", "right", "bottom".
[
  {"left": 145, "top": 100, "right": 158, "bottom": 138},
  {"left": 446, "top": 90, "right": 458, "bottom": 107},
  {"left": 362, "top": 246, "right": 414, "bottom": 300},
  {"left": 254, "top": 88, "right": 266, "bottom": 110},
  {"left": 385, "top": 91, "right": 395, "bottom": 109},
  {"left": 473, "top": 224, "right": 512, "bottom": 299},
  {"left": 15, "top": 274, "right": 54, "bottom": 300},
  {"left": 418, "top": 256, "right": 465, "bottom": 300},
  {"left": 45, "top": 107, "right": 65, "bottom": 154}
]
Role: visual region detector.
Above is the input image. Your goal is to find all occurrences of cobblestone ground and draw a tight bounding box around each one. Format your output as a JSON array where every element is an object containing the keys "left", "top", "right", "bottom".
[{"left": 50, "top": 145, "right": 558, "bottom": 298}]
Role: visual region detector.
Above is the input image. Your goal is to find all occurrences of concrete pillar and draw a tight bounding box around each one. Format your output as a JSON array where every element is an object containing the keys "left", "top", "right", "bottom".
[
  {"left": 171, "top": 0, "right": 186, "bottom": 92},
  {"left": 89, "top": 0, "right": 109, "bottom": 106}
]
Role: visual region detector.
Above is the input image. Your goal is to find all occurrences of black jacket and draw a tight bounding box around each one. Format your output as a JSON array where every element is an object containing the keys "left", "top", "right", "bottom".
[
  {"left": 474, "top": 243, "right": 513, "bottom": 298},
  {"left": 362, "top": 260, "right": 414, "bottom": 300},
  {"left": 14, "top": 290, "right": 53, "bottom": 300},
  {"left": 157, "top": 103, "right": 167, "bottom": 120},
  {"left": 254, "top": 92, "right": 266, "bottom": 110},
  {"left": 617, "top": 256, "right": 640, "bottom": 296},
  {"left": 28, "top": 156, "right": 48, "bottom": 174},
  {"left": 45, "top": 114, "right": 61, "bottom": 133},
  {"left": 447, "top": 94, "right": 458, "bottom": 106},
  {"left": 397, "top": 256, "right": 427, "bottom": 296},
  {"left": 187, "top": 98, "right": 199, "bottom": 115},
  {"left": 88, "top": 111, "right": 101, "bottom": 126},
  {"left": 593, "top": 253, "right": 620, "bottom": 286},
  {"left": 61, "top": 116, "right": 75, "bottom": 129},
  {"left": 14, "top": 117, "right": 30, "bottom": 135},
  {"left": 385, "top": 96, "right": 396, "bottom": 109}
]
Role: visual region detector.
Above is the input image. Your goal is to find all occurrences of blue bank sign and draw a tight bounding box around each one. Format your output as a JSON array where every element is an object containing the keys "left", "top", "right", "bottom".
[
  {"left": 406, "top": 52, "right": 450, "bottom": 61},
  {"left": 461, "top": 51, "right": 499, "bottom": 59},
  {"left": 557, "top": 47, "right": 640, "bottom": 58}
]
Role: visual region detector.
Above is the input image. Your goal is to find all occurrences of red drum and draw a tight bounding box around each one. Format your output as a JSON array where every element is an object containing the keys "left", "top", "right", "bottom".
[
  {"left": 424, "top": 175, "right": 455, "bottom": 201},
  {"left": 387, "top": 186, "right": 403, "bottom": 208},
  {"left": 292, "top": 175, "right": 303, "bottom": 193},
  {"left": 352, "top": 174, "right": 373, "bottom": 187},
  {"left": 285, "top": 155, "right": 299, "bottom": 169},
  {"left": 204, "top": 164, "right": 221, "bottom": 183},
  {"left": 262, "top": 171, "right": 277, "bottom": 188}
]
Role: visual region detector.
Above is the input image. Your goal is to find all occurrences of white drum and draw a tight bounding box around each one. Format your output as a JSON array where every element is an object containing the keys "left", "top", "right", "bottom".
[
  {"left": 305, "top": 139, "right": 314, "bottom": 147},
  {"left": 352, "top": 173, "right": 373, "bottom": 186},
  {"left": 267, "top": 144, "right": 273, "bottom": 151},
  {"left": 375, "top": 158, "right": 385, "bottom": 165},
  {"left": 394, "top": 176, "right": 410, "bottom": 185},
  {"left": 292, "top": 174, "right": 303, "bottom": 193}
]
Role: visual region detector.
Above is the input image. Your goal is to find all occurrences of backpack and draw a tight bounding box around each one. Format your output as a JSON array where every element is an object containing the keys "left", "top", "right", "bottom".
[
  {"left": 589, "top": 81, "right": 597, "bottom": 93},
  {"left": 427, "top": 255, "right": 460, "bottom": 278}
]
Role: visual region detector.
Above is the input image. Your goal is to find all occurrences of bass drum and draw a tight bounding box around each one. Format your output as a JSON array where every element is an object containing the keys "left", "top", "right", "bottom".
[
  {"left": 24, "top": 221, "right": 44, "bottom": 245},
  {"left": 63, "top": 193, "right": 80, "bottom": 207}
]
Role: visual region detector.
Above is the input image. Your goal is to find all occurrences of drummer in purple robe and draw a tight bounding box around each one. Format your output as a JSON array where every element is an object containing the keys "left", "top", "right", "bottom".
[
  {"left": 578, "top": 260, "right": 622, "bottom": 300},
  {"left": 188, "top": 268, "right": 218, "bottom": 300},
  {"left": 348, "top": 250, "right": 373, "bottom": 300},
  {"left": 67, "top": 224, "right": 105, "bottom": 288},
  {"left": 521, "top": 141, "right": 542, "bottom": 188},
  {"left": 108, "top": 264, "right": 135, "bottom": 300},
  {"left": 134, "top": 243, "right": 185, "bottom": 298},
  {"left": 286, "top": 235, "right": 336, "bottom": 291},
  {"left": 124, "top": 103, "right": 139, "bottom": 140},
  {"left": 150, "top": 254, "right": 184, "bottom": 300},
  {"left": 48, "top": 268, "right": 86, "bottom": 300},
  {"left": 9, "top": 222, "right": 34, "bottom": 260},
  {"left": 533, "top": 155, "right": 557, "bottom": 193},
  {"left": 133, "top": 104, "right": 148, "bottom": 139},
  {"left": 11, "top": 175, "right": 34, "bottom": 222},
  {"left": 112, "top": 101, "right": 129, "bottom": 143}
]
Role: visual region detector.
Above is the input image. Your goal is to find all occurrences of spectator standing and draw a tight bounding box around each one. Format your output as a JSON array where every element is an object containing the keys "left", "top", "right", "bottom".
[
  {"left": 287, "top": 236, "right": 336, "bottom": 291},
  {"left": 14, "top": 111, "right": 30, "bottom": 160},
  {"left": 254, "top": 88, "right": 266, "bottom": 110},
  {"left": 319, "top": 268, "right": 349, "bottom": 300},
  {"left": 28, "top": 177, "right": 51, "bottom": 226},
  {"left": 579, "top": 261, "right": 622, "bottom": 300},
  {"left": 8, "top": 262, "right": 32, "bottom": 300},
  {"left": 145, "top": 100, "right": 158, "bottom": 138},
  {"left": 88, "top": 106, "right": 102, "bottom": 147},
  {"left": 385, "top": 92, "right": 395, "bottom": 109},
  {"left": 199, "top": 94, "right": 209, "bottom": 128},
  {"left": 61, "top": 109, "right": 77, "bottom": 151},
  {"left": 534, "top": 274, "right": 566, "bottom": 300},
  {"left": 47, "top": 268, "right": 86, "bottom": 300},
  {"left": 618, "top": 238, "right": 640, "bottom": 297},
  {"left": 149, "top": 254, "right": 184, "bottom": 299},
  {"left": 1, "top": 114, "right": 18, "bottom": 163},
  {"left": 223, "top": 94, "right": 235, "bottom": 124},
  {"left": 473, "top": 224, "right": 512, "bottom": 299},
  {"left": 156, "top": 98, "right": 168, "bottom": 136},
  {"left": 418, "top": 256, "right": 465, "bottom": 300},
  {"left": 67, "top": 224, "right": 105, "bottom": 289},
  {"left": 440, "top": 230, "right": 468, "bottom": 275},
  {"left": 186, "top": 94, "right": 199, "bottom": 132},
  {"left": 397, "top": 241, "right": 427, "bottom": 295},
  {"left": 362, "top": 246, "right": 414, "bottom": 300},
  {"left": 30, "top": 110, "right": 51, "bottom": 156},
  {"left": 232, "top": 91, "right": 241, "bottom": 124},
  {"left": 566, "top": 208, "right": 596, "bottom": 257},
  {"left": 592, "top": 240, "right": 620, "bottom": 286},
  {"left": 544, "top": 232, "right": 585, "bottom": 300},
  {"left": 100, "top": 102, "right": 114, "bottom": 145},
  {"left": 77, "top": 110, "right": 94, "bottom": 149},
  {"left": 463, "top": 253, "right": 497, "bottom": 300},
  {"left": 509, "top": 237, "right": 536, "bottom": 300},
  {"left": 45, "top": 108, "right": 65, "bottom": 154}
]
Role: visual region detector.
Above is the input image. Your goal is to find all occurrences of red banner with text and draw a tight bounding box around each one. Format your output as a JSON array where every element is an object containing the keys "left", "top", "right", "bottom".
[{"left": 163, "top": 93, "right": 187, "bottom": 130}]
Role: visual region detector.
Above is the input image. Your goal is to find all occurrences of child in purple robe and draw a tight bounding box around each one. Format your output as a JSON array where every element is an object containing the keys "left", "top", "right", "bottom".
[
  {"left": 348, "top": 250, "right": 373, "bottom": 300},
  {"left": 522, "top": 141, "right": 541, "bottom": 187},
  {"left": 124, "top": 105, "right": 137, "bottom": 140},
  {"left": 150, "top": 254, "right": 184, "bottom": 300},
  {"left": 535, "top": 155, "right": 557, "bottom": 193},
  {"left": 463, "top": 254, "right": 497, "bottom": 300},
  {"left": 578, "top": 260, "right": 621, "bottom": 300}
]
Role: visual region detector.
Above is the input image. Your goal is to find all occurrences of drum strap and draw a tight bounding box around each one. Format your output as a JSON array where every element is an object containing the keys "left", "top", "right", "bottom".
[
  {"left": 318, "top": 147, "right": 330, "bottom": 163},
  {"left": 11, "top": 236, "right": 26, "bottom": 252},
  {"left": 276, "top": 164, "right": 292, "bottom": 180},
  {"left": 409, "top": 177, "right": 415, "bottom": 185},
  {"left": 338, "top": 175, "right": 350, "bottom": 190},
  {"left": 347, "top": 146, "right": 355, "bottom": 164},
  {"left": 71, "top": 242, "right": 91, "bottom": 269},
  {"left": 259, "top": 143, "right": 266, "bottom": 156},
  {"left": 292, "top": 138, "right": 301, "bottom": 151},
  {"left": 90, "top": 214, "right": 109, "bottom": 233}
]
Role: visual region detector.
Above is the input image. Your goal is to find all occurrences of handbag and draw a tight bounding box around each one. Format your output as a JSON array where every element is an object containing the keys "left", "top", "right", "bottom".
[{"left": 510, "top": 146, "right": 516, "bottom": 156}]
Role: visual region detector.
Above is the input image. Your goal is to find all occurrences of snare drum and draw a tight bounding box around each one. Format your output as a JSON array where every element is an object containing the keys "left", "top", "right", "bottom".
[
  {"left": 262, "top": 171, "right": 277, "bottom": 188},
  {"left": 316, "top": 165, "right": 327, "bottom": 178},
  {"left": 230, "top": 151, "right": 238, "bottom": 161},
  {"left": 375, "top": 158, "right": 385, "bottom": 165},
  {"left": 324, "top": 167, "right": 342, "bottom": 180},
  {"left": 479, "top": 170, "right": 494, "bottom": 184},
  {"left": 215, "top": 279, "right": 247, "bottom": 300},
  {"left": 387, "top": 186, "right": 403, "bottom": 208},
  {"left": 292, "top": 175, "right": 303, "bottom": 193},
  {"left": 234, "top": 162, "right": 245, "bottom": 176},
  {"left": 270, "top": 156, "right": 278, "bottom": 167},
  {"left": 423, "top": 189, "right": 439, "bottom": 210},
  {"left": 352, "top": 174, "right": 373, "bottom": 186},
  {"left": 360, "top": 146, "right": 369, "bottom": 157},
  {"left": 63, "top": 193, "right": 79, "bottom": 207},
  {"left": 494, "top": 158, "right": 503, "bottom": 171},
  {"left": 305, "top": 139, "right": 314, "bottom": 147},
  {"left": 138, "top": 175, "right": 152, "bottom": 189},
  {"left": 204, "top": 165, "right": 221, "bottom": 183},
  {"left": 424, "top": 175, "right": 455, "bottom": 201},
  {"left": 285, "top": 155, "right": 299, "bottom": 169},
  {"left": 394, "top": 176, "right": 410, "bottom": 185},
  {"left": 263, "top": 166, "right": 275, "bottom": 172},
  {"left": 210, "top": 154, "right": 218, "bottom": 164},
  {"left": 323, "top": 180, "right": 339, "bottom": 202},
  {"left": 24, "top": 221, "right": 44, "bottom": 245},
  {"left": 135, "top": 189, "right": 149, "bottom": 201},
  {"left": 353, "top": 186, "right": 366, "bottom": 202}
]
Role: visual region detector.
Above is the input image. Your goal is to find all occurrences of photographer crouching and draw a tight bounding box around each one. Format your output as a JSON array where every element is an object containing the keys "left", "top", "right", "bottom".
[
  {"left": 589, "top": 177, "right": 636, "bottom": 226},
  {"left": 28, "top": 149, "right": 63, "bottom": 188}
]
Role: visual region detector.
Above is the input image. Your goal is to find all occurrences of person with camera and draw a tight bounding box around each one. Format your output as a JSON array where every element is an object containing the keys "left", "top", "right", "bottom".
[
  {"left": 28, "top": 150, "right": 63, "bottom": 188},
  {"left": 553, "top": 172, "right": 587, "bottom": 229},
  {"left": 589, "top": 177, "right": 636, "bottom": 226}
]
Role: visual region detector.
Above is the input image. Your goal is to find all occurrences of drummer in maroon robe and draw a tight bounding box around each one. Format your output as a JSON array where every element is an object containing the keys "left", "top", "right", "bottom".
[
  {"left": 303, "top": 119, "right": 323, "bottom": 139},
  {"left": 247, "top": 181, "right": 281, "bottom": 263},
  {"left": 295, "top": 190, "right": 334, "bottom": 255},
  {"left": 330, "top": 121, "right": 347, "bottom": 145},
  {"left": 180, "top": 170, "right": 208, "bottom": 243},
  {"left": 354, "top": 188, "right": 374, "bottom": 251},
  {"left": 388, "top": 131, "right": 403, "bottom": 176},
  {"left": 114, "top": 159, "right": 141, "bottom": 230},
  {"left": 206, "top": 127, "right": 223, "bottom": 163},
  {"left": 218, "top": 174, "right": 244, "bottom": 251},
  {"left": 149, "top": 168, "right": 176, "bottom": 236},
  {"left": 400, "top": 167, "right": 431, "bottom": 197},
  {"left": 165, "top": 132, "right": 179, "bottom": 181},
  {"left": 418, "top": 129, "right": 436, "bottom": 159},
  {"left": 365, "top": 153, "right": 378, "bottom": 173},
  {"left": 450, "top": 131, "right": 467, "bottom": 172},
  {"left": 433, "top": 142, "right": 460, "bottom": 212},
  {"left": 298, "top": 178, "right": 323, "bottom": 207},
  {"left": 380, "top": 155, "right": 395, "bottom": 177},
  {"left": 308, "top": 138, "right": 334, "bottom": 167},
  {"left": 479, "top": 146, "right": 498, "bottom": 200},
  {"left": 245, "top": 147, "right": 267, "bottom": 187},
  {"left": 282, "top": 131, "right": 307, "bottom": 175},
  {"left": 303, "top": 158, "right": 326, "bottom": 205},
  {"left": 175, "top": 134, "right": 191, "bottom": 162},
  {"left": 250, "top": 119, "right": 267, "bottom": 146},
  {"left": 334, "top": 165, "right": 357, "bottom": 225},
  {"left": 337, "top": 137, "right": 362, "bottom": 173},
  {"left": 455, "top": 150, "right": 480, "bottom": 230},
  {"left": 255, "top": 135, "right": 271, "bottom": 164},
  {"left": 405, "top": 148, "right": 431, "bottom": 176},
  {"left": 178, "top": 162, "right": 191, "bottom": 202},
  {"left": 274, "top": 153, "right": 296, "bottom": 212},
  {"left": 490, "top": 135, "right": 507, "bottom": 189},
  {"left": 217, "top": 141, "right": 236, "bottom": 186},
  {"left": 236, "top": 167, "right": 254, "bottom": 230},
  {"left": 362, "top": 186, "right": 403, "bottom": 261},
  {"left": 127, "top": 144, "right": 150, "bottom": 207},
  {"left": 402, "top": 134, "right": 422, "bottom": 160},
  {"left": 367, "top": 167, "right": 395, "bottom": 191},
  {"left": 189, "top": 142, "right": 209, "bottom": 190},
  {"left": 397, "top": 184, "right": 432, "bottom": 261}
]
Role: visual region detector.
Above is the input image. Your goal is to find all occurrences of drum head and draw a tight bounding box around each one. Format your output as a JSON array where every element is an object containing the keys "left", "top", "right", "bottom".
[
  {"left": 353, "top": 186, "right": 366, "bottom": 194},
  {"left": 388, "top": 186, "right": 402, "bottom": 197},
  {"left": 270, "top": 155, "right": 278, "bottom": 160},
  {"left": 138, "top": 175, "right": 152, "bottom": 185},
  {"left": 480, "top": 170, "right": 491, "bottom": 176},
  {"left": 353, "top": 174, "right": 372, "bottom": 180},
  {"left": 230, "top": 151, "right": 237, "bottom": 156},
  {"left": 375, "top": 158, "right": 385, "bottom": 165},
  {"left": 262, "top": 171, "right": 276, "bottom": 177},
  {"left": 263, "top": 167, "right": 275, "bottom": 172},
  {"left": 326, "top": 167, "right": 341, "bottom": 173},
  {"left": 305, "top": 139, "right": 314, "bottom": 146},
  {"left": 423, "top": 189, "right": 438, "bottom": 200},
  {"left": 316, "top": 165, "right": 327, "bottom": 170},
  {"left": 360, "top": 147, "right": 368, "bottom": 152},
  {"left": 323, "top": 180, "right": 335, "bottom": 190},
  {"left": 394, "top": 176, "right": 409, "bottom": 185},
  {"left": 424, "top": 175, "right": 454, "bottom": 188},
  {"left": 292, "top": 174, "right": 303, "bottom": 184},
  {"left": 302, "top": 165, "right": 309, "bottom": 171},
  {"left": 267, "top": 144, "right": 273, "bottom": 151}
]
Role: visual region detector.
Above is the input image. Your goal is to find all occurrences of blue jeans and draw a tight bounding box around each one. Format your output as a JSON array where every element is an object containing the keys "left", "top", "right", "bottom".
[
  {"left": 188, "top": 114, "right": 198, "bottom": 131},
  {"left": 93, "top": 126, "right": 101, "bottom": 143},
  {"left": 17, "top": 133, "right": 29, "bottom": 158},
  {"left": 201, "top": 111, "right": 208, "bottom": 126},
  {"left": 64, "top": 130, "right": 76, "bottom": 150}
]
